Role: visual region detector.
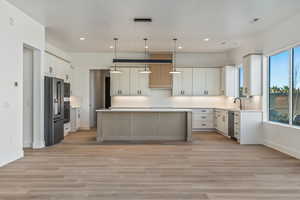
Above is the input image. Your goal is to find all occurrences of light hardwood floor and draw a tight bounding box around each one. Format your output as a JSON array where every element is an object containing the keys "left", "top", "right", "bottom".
[{"left": 1, "top": 131, "right": 300, "bottom": 200}]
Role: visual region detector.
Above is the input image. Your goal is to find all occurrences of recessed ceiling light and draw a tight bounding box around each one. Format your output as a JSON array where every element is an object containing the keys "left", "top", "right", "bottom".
[
  {"left": 178, "top": 46, "right": 183, "bottom": 49},
  {"left": 145, "top": 46, "right": 149, "bottom": 49},
  {"left": 80, "top": 37, "right": 85, "bottom": 41},
  {"left": 204, "top": 38, "right": 210, "bottom": 42},
  {"left": 110, "top": 45, "right": 114, "bottom": 49},
  {"left": 250, "top": 18, "right": 261, "bottom": 24}
]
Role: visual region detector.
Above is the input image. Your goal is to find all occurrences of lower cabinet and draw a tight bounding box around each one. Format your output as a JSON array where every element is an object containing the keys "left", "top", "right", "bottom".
[
  {"left": 234, "top": 111, "right": 263, "bottom": 144},
  {"left": 192, "top": 108, "right": 262, "bottom": 144},
  {"left": 192, "top": 109, "right": 215, "bottom": 130},
  {"left": 71, "top": 107, "right": 80, "bottom": 132}
]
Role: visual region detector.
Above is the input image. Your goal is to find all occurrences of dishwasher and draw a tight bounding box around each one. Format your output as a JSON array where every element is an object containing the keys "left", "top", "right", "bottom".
[{"left": 228, "top": 111, "right": 236, "bottom": 139}]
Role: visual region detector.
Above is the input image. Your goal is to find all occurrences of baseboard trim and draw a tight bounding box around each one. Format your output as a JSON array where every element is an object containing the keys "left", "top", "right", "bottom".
[
  {"left": 23, "top": 141, "right": 32, "bottom": 148},
  {"left": 0, "top": 150, "right": 24, "bottom": 167},
  {"left": 79, "top": 127, "right": 91, "bottom": 131},
  {"left": 33, "top": 139, "right": 45, "bottom": 149},
  {"left": 264, "top": 140, "right": 300, "bottom": 159}
]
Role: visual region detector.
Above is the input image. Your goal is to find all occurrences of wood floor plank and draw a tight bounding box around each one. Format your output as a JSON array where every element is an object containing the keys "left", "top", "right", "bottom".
[{"left": 0, "top": 131, "right": 300, "bottom": 200}]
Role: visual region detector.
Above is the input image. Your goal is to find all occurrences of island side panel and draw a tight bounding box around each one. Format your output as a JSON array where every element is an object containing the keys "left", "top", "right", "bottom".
[
  {"left": 96, "top": 111, "right": 103, "bottom": 142},
  {"left": 186, "top": 112, "right": 192, "bottom": 142},
  {"left": 131, "top": 112, "right": 159, "bottom": 140},
  {"left": 157, "top": 112, "right": 187, "bottom": 141},
  {"left": 101, "top": 112, "right": 131, "bottom": 141}
]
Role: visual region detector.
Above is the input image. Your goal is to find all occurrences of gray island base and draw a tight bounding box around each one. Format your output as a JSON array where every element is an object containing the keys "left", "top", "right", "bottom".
[{"left": 96, "top": 109, "right": 192, "bottom": 143}]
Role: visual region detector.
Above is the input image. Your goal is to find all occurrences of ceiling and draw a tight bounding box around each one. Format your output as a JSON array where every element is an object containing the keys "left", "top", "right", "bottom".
[{"left": 7, "top": 0, "right": 300, "bottom": 53}]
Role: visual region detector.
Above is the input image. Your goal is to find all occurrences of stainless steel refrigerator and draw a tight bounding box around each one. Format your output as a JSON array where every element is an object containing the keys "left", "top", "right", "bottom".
[{"left": 44, "top": 77, "right": 64, "bottom": 146}]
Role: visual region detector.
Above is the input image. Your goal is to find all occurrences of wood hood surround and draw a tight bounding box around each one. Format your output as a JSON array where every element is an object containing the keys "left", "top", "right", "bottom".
[{"left": 149, "top": 53, "right": 173, "bottom": 89}]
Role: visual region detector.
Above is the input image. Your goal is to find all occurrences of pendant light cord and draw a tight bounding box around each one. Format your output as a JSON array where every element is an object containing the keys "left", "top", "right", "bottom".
[
  {"left": 173, "top": 38, "right": 177, "bottom": 72},
  {"left": 114, "top": 38, "right": 118, "bottom": 71},
  {"left": 144, "top": 38, "right": 148, "bottom": 71}
]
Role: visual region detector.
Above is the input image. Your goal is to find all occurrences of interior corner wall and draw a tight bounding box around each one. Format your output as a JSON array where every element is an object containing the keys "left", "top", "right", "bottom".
[{"left": 0, "top": 0, "right": 45, "bottom": 167}]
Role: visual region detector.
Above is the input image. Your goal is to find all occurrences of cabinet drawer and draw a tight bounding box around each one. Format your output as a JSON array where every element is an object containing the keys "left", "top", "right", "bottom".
[
  {"left": 193, "top": 114, "right": 214, "bottom": 120},
  {"left": 193, "top": 109, "right": 213, "bottom": 114},
  {"left": 193, "top": 122, "right": 214, "bottom": 129}
]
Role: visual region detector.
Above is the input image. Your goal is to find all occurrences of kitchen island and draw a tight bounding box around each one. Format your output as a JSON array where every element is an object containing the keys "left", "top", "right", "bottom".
[{"left": 96, "top": 109, "right": 192, "bottom": 143}]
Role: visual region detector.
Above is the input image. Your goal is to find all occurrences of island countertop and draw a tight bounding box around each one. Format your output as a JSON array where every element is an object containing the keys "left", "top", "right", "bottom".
[{"left": 96, "top": 108, "right": 193, "bottom": 112}]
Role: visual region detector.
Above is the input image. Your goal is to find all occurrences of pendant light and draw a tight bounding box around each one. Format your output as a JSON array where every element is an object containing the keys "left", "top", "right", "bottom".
[
  {"left": 169, "top": 38, "right": 181, "bottom": 74},
  {"left": 140, "top": 38, "right": 152, "bottom": 74},
  {"left": 110, "top": 38, "right": 122, "bottom": 74}
]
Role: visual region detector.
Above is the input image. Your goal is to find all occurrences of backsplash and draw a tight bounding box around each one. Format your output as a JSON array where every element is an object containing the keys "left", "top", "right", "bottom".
[{"left": 111, "top": 90, "right": 262, "bottom": 110}]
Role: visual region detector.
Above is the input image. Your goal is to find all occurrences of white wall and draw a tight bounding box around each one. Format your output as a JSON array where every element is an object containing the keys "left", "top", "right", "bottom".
[
  {"left": 0, "top": 0, "right": 45, "bottom": 166},
  {"left": 70, "top": 52, "right": 230, "bottom": 129},
  {"left": 228, "top": 12, "right": 300, "bottom": 159}
]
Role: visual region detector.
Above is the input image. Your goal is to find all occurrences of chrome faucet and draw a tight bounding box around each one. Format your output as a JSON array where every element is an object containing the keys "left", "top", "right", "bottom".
[{"left": 234, "top": 97, "right": 243, "bottom": 110}]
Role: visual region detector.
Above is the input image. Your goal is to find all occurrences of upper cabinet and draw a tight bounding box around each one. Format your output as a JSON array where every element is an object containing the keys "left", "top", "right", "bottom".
[
  {"left": 221, "top": 66, "right": 239, "bottom": 97},
  {"left": 243, "top": 54, "right": 262, "bottom": 96},
  {"left": 44, "top": 52, "right": 72, "bottom": 83},
  {"left": 111, "top": 68, "right": 150, "bottom": 96},
  {"left": 172, "top": 68, "right": 193, "bottom": 96},
  {"left": 111, "top": 68, "right": 131, "bottom": 96},
  {"left": 130, "top": 68, "right": 150, "bottom": 96},
  {"left": 192, "top": 68, "right": 221, "bottom": 96},
  {"left": 149, "top": 53, "right": 172, "bottom": 88}
]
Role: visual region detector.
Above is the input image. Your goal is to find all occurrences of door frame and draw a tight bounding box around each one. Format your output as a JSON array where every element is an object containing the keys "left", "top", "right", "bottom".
[{"left": 23, "top": 44, "right": 44, "bottom": 149}]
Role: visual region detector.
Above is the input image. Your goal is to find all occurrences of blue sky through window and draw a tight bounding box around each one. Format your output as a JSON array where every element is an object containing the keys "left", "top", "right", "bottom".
[{"left": 269, "top": 51, "right": 289, "bottom": 88}]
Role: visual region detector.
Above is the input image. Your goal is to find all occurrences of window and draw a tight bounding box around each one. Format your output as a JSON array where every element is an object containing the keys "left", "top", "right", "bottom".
[
  {"left": 269, "top": 51, "right": 290, "bottom": 124},
  {"left": 293, "top": 47, "right": 300, "bottom": 126},
  {"left": 238, "top": 65, "right": 245, "bottom": 97}
]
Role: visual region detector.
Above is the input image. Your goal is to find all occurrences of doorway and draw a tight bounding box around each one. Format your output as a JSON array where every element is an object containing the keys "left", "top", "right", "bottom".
[
  {"left": 89, "top": 70, "right": 110, "bottom": 128},
  {"left": 23, "top": 47, "right": 34, "bottom": 148}
]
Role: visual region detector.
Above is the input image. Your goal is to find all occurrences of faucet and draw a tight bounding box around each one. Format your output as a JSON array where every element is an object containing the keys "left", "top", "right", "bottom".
[{"left": 234, "top": 97, "right": 243, "bottom": 110}]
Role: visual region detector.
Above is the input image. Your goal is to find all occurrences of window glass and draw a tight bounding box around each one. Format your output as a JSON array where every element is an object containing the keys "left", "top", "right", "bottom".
[
  {"left": 293, "top": 47, "right": 300, "bottom": 126},
  {"left": 239, "top": 66, "right": 245, "bottom": 97},
  {"left": 269, "top": 51, "right": 290, "bottom": 124}
]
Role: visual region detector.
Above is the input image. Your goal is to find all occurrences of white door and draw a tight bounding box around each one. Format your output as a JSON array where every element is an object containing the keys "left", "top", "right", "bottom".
[
  {"left": 206, "top": 68, "right": 221, "bottom": 96},
  {"left": 23, "top": 47, "right": 34, "bottom": 148},
  {"left": 193, "top": 68, "right": 206, "bottom": 96}
]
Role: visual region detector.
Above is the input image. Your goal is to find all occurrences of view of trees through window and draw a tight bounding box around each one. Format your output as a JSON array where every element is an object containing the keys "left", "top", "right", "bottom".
[
  {"left": 239, "top": 66, "right": 245, "bottom": 97},
  {"left": 293, "top": 47, "right": 300, "bottom": 126},
  {"left": 269, "top": 51, "right": 290, "bottom": 124}
]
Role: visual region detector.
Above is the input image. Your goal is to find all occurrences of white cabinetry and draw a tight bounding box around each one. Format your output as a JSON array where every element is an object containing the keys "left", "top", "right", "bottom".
[
  {"left": 243, "top": 54, "right": 262, "bottom": 96},
  {"left": 71, "top": 107, "right": 80, "bottom": 132},
  {"left": 192, "top": 109, "right": 214, "bottom": 130},
  {"left": 111, "top": 68, "right": 150, "bottom": 96},
  {"left": 130, "top": 68, "right": 150, "bottom": 96},
  {"left": 215, "top": 109, "right": 228, "bottom": 136},
  {"left": 44, "top": 52, "right": 72, "bottom": 83},
  {"left": 234, "top": 111, "right": 262, "bottom": 144},
  {"left": 192, "top": 68, "right": 220, "bottom": 96},
  {"left": 172, "top": 68, "right": 193, "bottom": 96},
  {"left": 111, "top": 68, "right": 131, "bottom": 96},
  {"left": 221, "top": 66, "right": 238, "bottom": 97}
]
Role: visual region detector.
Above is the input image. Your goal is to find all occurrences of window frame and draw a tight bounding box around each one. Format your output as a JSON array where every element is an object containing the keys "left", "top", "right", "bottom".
[{"left": 267, "top": 47, "right": 300, "bottom": 127}]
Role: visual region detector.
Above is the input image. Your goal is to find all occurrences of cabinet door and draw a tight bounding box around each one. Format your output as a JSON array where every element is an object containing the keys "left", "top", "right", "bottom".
[
  {"left": 130, "top": 68, "right": 150, "bottom": 96},
  {"left": 193, "top": 68, "right": 206, "bottom": 96},
  {"left": 181, "top": 68, "right": 193, "bottom": 96},
  {"left": 110, "top": 72, "right": 121, "bottom": 96},
  {"left": 224, "top": 66, "right": 238, "bottom": 97},
  {"left": 118, "top": 68, "right": 130, "bottom": 96},
  {"left": 243, "top": 56, "right": 251, "bottom": 96},
  {"left": 205, "top": 68, "right": 221, "bottom": 96},
  {"left": 172, "top": 72, "right": 182, "bottom": 96}
]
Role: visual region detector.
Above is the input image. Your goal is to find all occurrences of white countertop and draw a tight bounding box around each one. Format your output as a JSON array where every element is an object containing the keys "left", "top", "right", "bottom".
[{"left": 96, "top": 108, "right": 193, "bottom": 112}]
